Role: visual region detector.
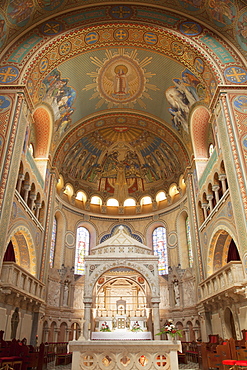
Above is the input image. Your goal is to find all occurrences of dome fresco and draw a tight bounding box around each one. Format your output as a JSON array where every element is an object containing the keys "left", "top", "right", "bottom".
[{"left": 1, "top": 1, "right": 247, "bottom": 208}]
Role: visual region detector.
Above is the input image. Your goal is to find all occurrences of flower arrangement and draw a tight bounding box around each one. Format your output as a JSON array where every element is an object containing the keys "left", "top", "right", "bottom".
[
  {"left": 100, "top": 322, "right": 111, "bottom": 332},
  {"left": 131, "top": 321, "right": 143, "bottom": 332},
  {"left": 156, "top": 320, "right": 182, "bottom": 338}
]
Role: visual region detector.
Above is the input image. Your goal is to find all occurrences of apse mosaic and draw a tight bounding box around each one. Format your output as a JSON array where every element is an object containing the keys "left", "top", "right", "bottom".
[
  {"left": 83, "top": 48, "right": 159, "bottom": 109},
  {"left": 62, "top": 127, "right": 183, "bottom": 198}
]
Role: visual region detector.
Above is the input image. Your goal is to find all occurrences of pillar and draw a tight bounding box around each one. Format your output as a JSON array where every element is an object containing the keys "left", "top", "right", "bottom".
[
  {"left": 151, "top": 298, "right": 160, "bottom": 340},
  {"left": 83, "top": 299, "right": 92, "bottom": 340},
  {"left": 206, "top": 195, "right": 214, "bottom": 212},
  {"left": 212, "top": 185, "right": 220, "bottom": 203}
]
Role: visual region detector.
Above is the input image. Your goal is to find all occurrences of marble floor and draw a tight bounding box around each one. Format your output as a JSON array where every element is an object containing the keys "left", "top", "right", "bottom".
[{"left": 47, "top": 360, "right": 199, "bottom": 369}]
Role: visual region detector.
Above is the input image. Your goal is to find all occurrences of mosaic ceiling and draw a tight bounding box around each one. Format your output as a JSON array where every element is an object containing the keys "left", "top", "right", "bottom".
[{"left": 1, "top": 0, "right": 247, "bottom": 202}]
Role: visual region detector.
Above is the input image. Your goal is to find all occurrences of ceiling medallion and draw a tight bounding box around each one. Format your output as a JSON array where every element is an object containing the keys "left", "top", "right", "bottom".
[{"left": 83, "top": 48, "right": 159, "bottom": 109}]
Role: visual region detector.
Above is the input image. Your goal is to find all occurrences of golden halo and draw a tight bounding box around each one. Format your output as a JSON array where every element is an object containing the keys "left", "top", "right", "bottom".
[{"left": 114, "top": 64, "right": 128, "bottom": 74}]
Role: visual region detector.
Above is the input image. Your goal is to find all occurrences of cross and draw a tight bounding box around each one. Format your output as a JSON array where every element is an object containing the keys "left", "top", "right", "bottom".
[
  {"left": 83, "top": 355, "right": 94, "bottom": 366},
  {"left": 43, "top": 23, "right": 60, "bottom": 34},
  {"left": 226, "top": 68, "right": 247, "bottom": 83},
  {"left": 0, "top": 67, "right": 17, "bottom": 83},
  {"left": 112, "top": 6, "right": 131, "bottom": 19},
  {"left": 115, "top": 30, "right": 127, "bottom": 40},
  {"left": 182, "top": 23, "right": 198, "bottom": 34}
]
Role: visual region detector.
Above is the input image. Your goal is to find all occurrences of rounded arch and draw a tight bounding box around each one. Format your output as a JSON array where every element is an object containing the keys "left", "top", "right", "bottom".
[
  {"left": 190, "top": 105, "right": 211, "bottom": 179},
  {"left": 84, "top": 260, "right": 159, "bottom": 300},
  {"left": 207, "top": 225, "right": 239, "bottom": 275},
  {"left": 7, "top": 225, "right": 37, "bottom": 276},
  {"left": 176, "top": 208, "right": 191, "bottom": 269},
  {"left": 75, "top": 221, "right": 97, "bottom": 249},
  {"left": 145, "top": 221, "right": 168, "bottom": 249},
  {"left": 33, "top": 106, "right": 53, "bottom": 158},
  {"left": 224, "top": 307, "right": 237, "bottom": 340}
]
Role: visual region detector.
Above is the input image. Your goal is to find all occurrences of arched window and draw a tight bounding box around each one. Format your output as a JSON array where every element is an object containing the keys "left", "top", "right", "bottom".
[
  {"left": 152, "top": 227, "right": 168, "bottom": 275},
  {"left": 75, "top": 227, "right": 90, "bottom": 275},
  {"left": 49, "top": 217, "right": 57, "bottom": 268},
  {"left": 186, "top": 217, "right": 193, "bottom": 268}
]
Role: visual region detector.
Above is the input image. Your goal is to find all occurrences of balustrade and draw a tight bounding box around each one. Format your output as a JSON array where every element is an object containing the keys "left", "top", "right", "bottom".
[
  {"left": 0, "top": 262, "right": 45, "bottom": 303},
  {"left": 199, "top": 261, "right": 245, "bottom": 302}
]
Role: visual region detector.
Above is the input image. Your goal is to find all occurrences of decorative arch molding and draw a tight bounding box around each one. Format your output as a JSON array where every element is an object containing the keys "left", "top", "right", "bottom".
[
  {"left": 190, "top": 105, "right": 211, "bottom": 179},
  {"left": 145, "top": 220, "right": 168, "bottom": 250},
  {"left": 33, "top": 105, "right": 53, "bottom": 158},
  {"left": 176, "top": 208, "right": 190, "bottom": 269},
  {"left": 84, "top": 260, "right": 160, "bottom": 300},
  {"left": 207, "top": 224, "right": 239, "bottom": 276},
  {"left": 75, "top": 221, "right": 97, "bottom": 249},
  {"left": 99, "top": 223, "right": 143, "bottom": 244},
  {"left": 7, "top": 225, "right": 37, "bottom": 276},
  {"left": 95, "top": 275, "right": 146, "bottom": 296},
  {"left": 53, "top": 209, "right": 66, "bottom": 269}
]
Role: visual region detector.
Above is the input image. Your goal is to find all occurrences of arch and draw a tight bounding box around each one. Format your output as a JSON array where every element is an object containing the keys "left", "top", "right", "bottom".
[
  {"left": 74, "top": 226, "right": 90, "bottom": 275},
  {"left": 207, "top": 227, "right": 240, "bottom": 275},
  {"left": 33, "top": 106, "right": 52, "bottom": 159},
  {"left": 224, "top": 307, "right": 237, "bottom": 340},
  {"left": 177, "top": 209, "right": 193, "bottom": 269},
  {"left": 190, "top": 106, "right": 211, "bottom": 179},
  {"left": 58, "top": 322, "right": 67, "bottom": 342},
  {"left": 84, "top": 260, "right": 159, "bottom": 301},
  {"left": 152, "top": 226, "right": 168, "bottom": 275},
  {"left": 7, "top": 226, "right": 37, "bottom": 276}
]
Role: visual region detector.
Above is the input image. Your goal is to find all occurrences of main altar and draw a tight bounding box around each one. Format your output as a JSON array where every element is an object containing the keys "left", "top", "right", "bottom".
[{"left": 69, "top": 226, "right": 181, "bottom": 369}]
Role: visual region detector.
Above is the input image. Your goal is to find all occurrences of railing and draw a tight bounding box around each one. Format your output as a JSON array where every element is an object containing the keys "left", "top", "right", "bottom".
[
  {"left": 199, "top": 261, "right": 246, "bottom": 302},
  {"left": 0, "top": 262, "right": 45, "bottom": 304}
]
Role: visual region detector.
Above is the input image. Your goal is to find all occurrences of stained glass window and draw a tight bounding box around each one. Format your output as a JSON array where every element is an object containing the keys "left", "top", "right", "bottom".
[
  {"left": 49, "top": 217, "right": 57, "bottom": 268},
  {"left": 75, "top": 227, "right": 90, "bottom": 275},
  {"left": 152, "top": 226, "right": 168, "bottom": 275},
  {"left": 186, "top": 217, "right": 193, "bottom": 268}
]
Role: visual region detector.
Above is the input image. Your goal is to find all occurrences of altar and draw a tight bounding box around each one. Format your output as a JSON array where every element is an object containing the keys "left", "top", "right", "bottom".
[
  {"left": 69, "top": 339, "right": 181, "bottom": 370},
  {"left": 91, "top": 330, "right": 152, "bottom": 340}
]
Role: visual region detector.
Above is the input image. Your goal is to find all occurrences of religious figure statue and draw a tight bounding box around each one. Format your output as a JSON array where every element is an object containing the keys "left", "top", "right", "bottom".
[
  {"left": 63, "top": 281, "right": 69, "bottom": 306},
  {"left": 173, "top": 280, "right": 180, "bottom": 306},
  {"left": 11, "top": 307, "right": 20, "bottom": 339}
]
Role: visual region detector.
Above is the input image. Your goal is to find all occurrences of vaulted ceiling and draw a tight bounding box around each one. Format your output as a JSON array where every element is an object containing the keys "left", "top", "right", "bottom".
[{"left": 1, "top": 0, "right": 247, "bottom": 204}]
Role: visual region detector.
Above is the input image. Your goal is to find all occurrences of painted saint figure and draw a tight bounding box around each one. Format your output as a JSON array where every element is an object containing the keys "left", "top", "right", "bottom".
[{"left": 113, "top": 65, "right": 129, "bottom": 97}]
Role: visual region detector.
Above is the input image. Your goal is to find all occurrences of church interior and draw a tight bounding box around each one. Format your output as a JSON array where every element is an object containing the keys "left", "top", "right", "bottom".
[{"left": 0, "top": 0, "right": 247, "bottom": 368}]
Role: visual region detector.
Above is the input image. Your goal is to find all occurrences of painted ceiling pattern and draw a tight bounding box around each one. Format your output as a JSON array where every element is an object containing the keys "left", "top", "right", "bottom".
[{"left": 1, "top": 1, "right": 247, "bottom": 202}]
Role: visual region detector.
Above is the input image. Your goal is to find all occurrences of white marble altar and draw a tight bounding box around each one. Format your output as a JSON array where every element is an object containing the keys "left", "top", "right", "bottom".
[
  {"left": 69, "top": 339, "right": 181, "bottom": 370},
  {"left": 91, "top": 331, "right": 152, "bottom": 340}
]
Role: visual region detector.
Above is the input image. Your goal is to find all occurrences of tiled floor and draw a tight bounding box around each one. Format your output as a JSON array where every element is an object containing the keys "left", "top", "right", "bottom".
[{"left": 47, "top": 360, "right": 199, "bottom": 369}]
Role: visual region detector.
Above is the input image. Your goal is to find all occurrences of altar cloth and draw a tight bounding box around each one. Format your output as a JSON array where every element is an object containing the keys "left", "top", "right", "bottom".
[{"left": 91, "top": 331, "right": 152, "bottom": 340}]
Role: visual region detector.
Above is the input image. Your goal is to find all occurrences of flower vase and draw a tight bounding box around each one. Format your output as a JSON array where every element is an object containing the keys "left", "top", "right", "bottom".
[{"left": 168, "top": 334, "right": 176, "bottom": 342}]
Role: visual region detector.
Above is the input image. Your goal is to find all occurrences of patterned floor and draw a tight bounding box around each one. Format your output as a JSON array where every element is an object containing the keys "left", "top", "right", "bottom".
[{"left": 47, "top": 360, "right": 199, "bottom": 369}]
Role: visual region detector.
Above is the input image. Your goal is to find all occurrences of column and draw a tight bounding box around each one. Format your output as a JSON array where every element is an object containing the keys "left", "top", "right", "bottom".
[
  {"left": 201, "top": 203, "right": 208, "bottom": 220},
  {"left": 83, "top": 299, "right": 92, "bottom": 340},
  {"left": 212, "top": 185, "right": 220, "bottom": 203},
  {"left": 35, "top": 202, "right": 41, "bottom": 219},
  {"left": 16, "top": 174, "right": 24, "bottom": 193},
  {"left": 206, "top": 194, "right": 214, "bottom": 212},
  {"left": 23, "top": 184, "right": 31, "bottom": 203},
  {"left": 29, "top": 192, "right": 36, "bottom": 212},
  {"left": 151, "top": 298, "right": 160, "bottom": 340},
  {"left": 219, "top": 174, "right": 227, "bottom": 193}
]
